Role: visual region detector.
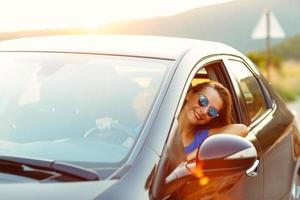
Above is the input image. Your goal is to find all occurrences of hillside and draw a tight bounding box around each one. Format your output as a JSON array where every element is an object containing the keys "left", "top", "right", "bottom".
[
  {"left": 0, "top": 0, "right": 299, "bottom": 53},
  {"left": 96, "top": 0, "right": 300, "bottom": 52},
  {"left": 272, "top": 34, "right": 300, "bottom": 60}
]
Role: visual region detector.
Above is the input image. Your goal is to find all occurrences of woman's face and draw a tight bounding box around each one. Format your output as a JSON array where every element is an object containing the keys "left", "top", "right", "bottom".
[{"left": 184, "top": 86, "right": 224, "bottom": 126}]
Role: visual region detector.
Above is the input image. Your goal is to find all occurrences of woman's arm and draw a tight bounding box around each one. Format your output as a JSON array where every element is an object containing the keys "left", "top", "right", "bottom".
[
  {"left": 209, "top": 124, "right": 248, "bottom": 137},
  {"left": 186, "top": 124, "right": 248, "bottom": 161}
]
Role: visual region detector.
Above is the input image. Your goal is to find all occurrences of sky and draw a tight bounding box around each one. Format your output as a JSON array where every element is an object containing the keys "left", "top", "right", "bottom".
[{"left": 0, "top": 0, "right": 237, "bottom": 32}]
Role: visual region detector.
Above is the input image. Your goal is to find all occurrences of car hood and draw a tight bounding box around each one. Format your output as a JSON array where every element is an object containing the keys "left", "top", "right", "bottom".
[{"left": 0, "top": 179, "right": 117, "bottom": 200}]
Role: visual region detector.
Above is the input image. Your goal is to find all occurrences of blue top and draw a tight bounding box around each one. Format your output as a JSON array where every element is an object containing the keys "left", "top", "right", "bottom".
[{"left": 184, "top": 129, "right": 209, "bottom": 154}]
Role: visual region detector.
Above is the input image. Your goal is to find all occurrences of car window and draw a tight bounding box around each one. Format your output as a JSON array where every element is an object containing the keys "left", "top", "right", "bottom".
[
  {"left": 226, "top": 59, "right": 268, "bottom": 123},
  {"left": 158, "top": 59, "right": 249, "bottom": 200},
  {"left": 0, "top": 52, "right": 172, "bottom": 164}
]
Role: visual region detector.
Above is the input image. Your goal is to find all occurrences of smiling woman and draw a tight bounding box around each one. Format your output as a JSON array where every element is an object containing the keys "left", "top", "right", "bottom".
[
  {"left": 177, "top": 81, "right": 229, "bottom": 160},
  {"left": 164, "top": 79, "right": 248, "bottom": 171}
]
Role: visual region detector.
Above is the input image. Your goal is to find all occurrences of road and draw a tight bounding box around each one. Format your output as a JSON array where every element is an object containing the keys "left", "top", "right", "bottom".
[{"left": 288, "top": 98, "right": 300, "bottom": 127}]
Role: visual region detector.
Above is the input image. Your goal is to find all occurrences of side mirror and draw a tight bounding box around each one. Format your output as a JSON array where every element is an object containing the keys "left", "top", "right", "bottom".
[
  {"left": 164, "top": 134, "right": 258, "bottom": 196},
  {"left": 197, "top": 134, "right": 257, "bottom": 174}
]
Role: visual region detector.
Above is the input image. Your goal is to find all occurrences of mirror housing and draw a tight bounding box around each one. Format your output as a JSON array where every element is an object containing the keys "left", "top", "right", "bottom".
[
  {"left": 164, "top": 134, "right": 258, "bottom": 196},
  {"left": 197, "top": 134, "right": 257, "bottom": 174}
]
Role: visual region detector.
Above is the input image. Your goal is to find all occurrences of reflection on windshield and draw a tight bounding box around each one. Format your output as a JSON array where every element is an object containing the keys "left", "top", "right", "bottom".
[{"left": 0, "top": 52, "right": 171, "bottom": 164}]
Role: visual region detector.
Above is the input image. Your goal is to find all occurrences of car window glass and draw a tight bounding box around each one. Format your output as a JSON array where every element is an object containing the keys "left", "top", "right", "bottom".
[
  {"left": 227, "top": 60, "right": 267, "bottom": 122},
  {"left": 0, "top": 52, "right": 171, "bottom": 164}
]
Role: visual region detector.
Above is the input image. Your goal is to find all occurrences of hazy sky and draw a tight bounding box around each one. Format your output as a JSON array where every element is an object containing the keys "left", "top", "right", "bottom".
[{"left": 0, "top": 0, "right": 236, "bottom": 32}]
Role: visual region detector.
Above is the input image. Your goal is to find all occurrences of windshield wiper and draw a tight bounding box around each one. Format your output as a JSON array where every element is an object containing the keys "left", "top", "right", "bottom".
[{"left": 0, "top": 155, "right": 100, "bottom": 181}]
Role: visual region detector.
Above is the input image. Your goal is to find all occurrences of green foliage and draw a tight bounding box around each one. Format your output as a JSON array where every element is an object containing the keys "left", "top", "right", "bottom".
[
  {"left": 246, "top": 51, "right": 282, "bottom": 71},
  {"left": 272, "top": 35, "right": 300, "bottom": 61},
  {"left": 273, "top": 84, "right": 298, "bottom": 102},
  {"left": 246, "top": 52, "right": 265, "bottom": 70},
  {"left": 246, "top": 34, "right": 300, "bottom": 102},
  {"left": 269, "top": 61, "right": 300, "bottom": 102},
  {"left": 246, "top": 50, "right": 300, "bottom": 102}
]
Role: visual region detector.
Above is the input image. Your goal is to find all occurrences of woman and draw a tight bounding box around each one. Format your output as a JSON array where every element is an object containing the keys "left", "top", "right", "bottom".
[
  {"left": 163, "top": 81, "right": 248, "bottom": 199},
  {"left": 178, "top": 81, "right": 248, "bottom": 161}
]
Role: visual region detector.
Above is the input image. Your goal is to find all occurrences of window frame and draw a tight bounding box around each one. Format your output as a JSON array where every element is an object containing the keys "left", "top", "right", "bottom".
[
  {"left": 222, "top": 56, "right": 273, "bottom": 127},
  {"left": 203, "top": 60, "right": 244, "bottom": 124}
]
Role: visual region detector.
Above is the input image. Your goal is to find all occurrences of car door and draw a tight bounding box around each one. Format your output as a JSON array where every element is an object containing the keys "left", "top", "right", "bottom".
[
  {"left": 223, "top": 56, "right": 297, "bottom": 199},
  {"left": 202, "top": 57, "right": 265, "bottom": 200},
  {"left": 150, "top": 55, "right": 264, "bottom": 200}
]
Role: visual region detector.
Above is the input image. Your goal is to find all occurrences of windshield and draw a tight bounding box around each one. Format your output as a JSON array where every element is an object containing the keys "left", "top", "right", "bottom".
[{"left": 0, "top": 52, "right": 171, "bottom": 165}]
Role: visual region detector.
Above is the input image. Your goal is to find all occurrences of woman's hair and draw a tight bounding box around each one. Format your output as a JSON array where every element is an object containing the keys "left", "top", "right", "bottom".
[{"left": 190, "top": 80, "right": 232, "bottom": 128}]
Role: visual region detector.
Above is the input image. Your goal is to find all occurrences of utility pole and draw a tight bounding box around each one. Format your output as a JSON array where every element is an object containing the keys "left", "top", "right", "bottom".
[{"left": 252, "top": 9, "right": 285, "bottom": 80}]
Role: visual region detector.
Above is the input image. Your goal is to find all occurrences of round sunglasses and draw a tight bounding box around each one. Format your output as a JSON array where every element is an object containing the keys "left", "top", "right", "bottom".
[{"left": 198, "top": 94, "right": 219, "bottom": 118}]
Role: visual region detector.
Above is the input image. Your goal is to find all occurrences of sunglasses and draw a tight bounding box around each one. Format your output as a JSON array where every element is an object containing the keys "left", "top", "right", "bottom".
[{"left": 198, "top": 94, "right": 219, "bottom": 118}]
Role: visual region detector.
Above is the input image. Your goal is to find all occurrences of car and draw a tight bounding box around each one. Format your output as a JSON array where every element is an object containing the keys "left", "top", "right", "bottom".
[{"left": 0, "top": 34, "right": 299, "bottom": 200}]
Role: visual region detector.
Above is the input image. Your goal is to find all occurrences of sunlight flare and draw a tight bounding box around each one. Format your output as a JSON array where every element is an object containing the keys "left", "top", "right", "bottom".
[{"left": 0, "top": 0, "right": 237, "bottom": 32}]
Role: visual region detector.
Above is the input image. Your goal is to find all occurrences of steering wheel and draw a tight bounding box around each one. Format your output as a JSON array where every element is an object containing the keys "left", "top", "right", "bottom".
[{"left": 83, "top": 123, "right": 135, "bottom": 145}]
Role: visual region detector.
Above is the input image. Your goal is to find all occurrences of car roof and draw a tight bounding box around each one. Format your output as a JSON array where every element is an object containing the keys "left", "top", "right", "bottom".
[{"left": 0, "top": 34, "right": 240, "bottom": 60}]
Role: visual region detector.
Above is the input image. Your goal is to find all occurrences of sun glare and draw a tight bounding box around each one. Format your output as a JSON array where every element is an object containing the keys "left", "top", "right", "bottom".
[{"left": 0, "top": 0, "right": 236, "bottom": 32}]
